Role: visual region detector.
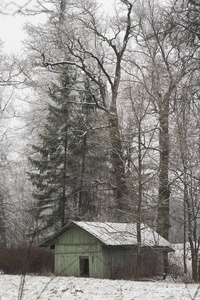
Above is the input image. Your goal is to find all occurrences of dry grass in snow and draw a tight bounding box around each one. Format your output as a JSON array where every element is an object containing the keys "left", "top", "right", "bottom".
[{"left": 0, "top": 274, "right": 200, "bottom": 300}]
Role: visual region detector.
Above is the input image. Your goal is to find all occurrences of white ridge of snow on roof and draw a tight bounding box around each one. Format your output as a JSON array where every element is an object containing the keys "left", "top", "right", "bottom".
[{"left": 74, "top": 221, "right": 173, "bottom": 249}]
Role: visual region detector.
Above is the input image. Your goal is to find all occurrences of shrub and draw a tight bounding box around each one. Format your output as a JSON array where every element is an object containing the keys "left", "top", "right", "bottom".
[{"left": 0, "top": 244, "right": 54, "bottom": 275}]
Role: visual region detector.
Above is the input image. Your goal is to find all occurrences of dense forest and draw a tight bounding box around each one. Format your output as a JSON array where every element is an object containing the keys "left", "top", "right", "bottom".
[{"left": 0, "top": 0, "right": 199, "bottom": 281}]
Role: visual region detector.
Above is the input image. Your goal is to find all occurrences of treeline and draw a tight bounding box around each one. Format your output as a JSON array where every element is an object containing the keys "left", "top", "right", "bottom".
[{"left": 0, "top": 0, "right": 199, "bottom": 281}]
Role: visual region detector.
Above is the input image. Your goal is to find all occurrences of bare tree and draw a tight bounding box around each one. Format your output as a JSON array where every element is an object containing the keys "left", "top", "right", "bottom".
[
  {"left": 0, "top": 0, "right": 33, "bottom": 15},
  {"left": 172, "top": 72, "right": 200, "bottom": 282},
  {"left": 30, "top": 0, "right": 136, "bottom": 221},
  {"left": 120, "top": 80, "right": 160, "bottom": 278}
]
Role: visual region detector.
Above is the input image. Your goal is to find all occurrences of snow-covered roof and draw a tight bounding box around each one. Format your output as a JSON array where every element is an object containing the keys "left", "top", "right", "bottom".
[
  {"left": 40, "top": 221, "right": 174, "bottom": 251},
  {"left": 74, "top": 221, "right": 173, "bottom": 248}
]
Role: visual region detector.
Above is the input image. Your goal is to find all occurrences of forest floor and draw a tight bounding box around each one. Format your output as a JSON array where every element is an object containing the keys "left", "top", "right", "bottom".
[{"left": 0, "top": 274, "right": 200, "bottom": 300}]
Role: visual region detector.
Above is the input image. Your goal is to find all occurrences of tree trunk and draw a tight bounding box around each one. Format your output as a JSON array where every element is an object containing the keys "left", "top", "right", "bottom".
[
  {"left": 78, "top": 133, "right": 87, "bottom": 218},
  {"left": 0, "top": 194, "right": 6, "bottom": 247},
  {"left": 189, "top": 237, "right": 199, "bottom": 282},
  {"left": 61, "top": 138, "right": 67, "bottom": 227},
  {"left": 156, "top": 92, "right": 171, "bottom": 275},
  {"left": 157, "top": 93, "right": 170, "bottom": 241},
  {"left": 108, "top": 48, "right": 131, "bottom": 221},
  {"left": 135, "top": 121, "right": 142, "bottom": 279},
  {"left": 183, "top": 178, "right": 188, "bottom": 274},
  {"left": 186, "top": 191, "right": 200, "bottom": 282},
  {"left": 109, "top": 98, "right": 130, "bottom": 222}
]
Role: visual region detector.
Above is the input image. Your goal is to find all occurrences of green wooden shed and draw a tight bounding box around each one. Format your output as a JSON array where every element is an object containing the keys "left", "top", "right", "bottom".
[{"left": 39, "top": 221, "right": 174, "bottom": 279}]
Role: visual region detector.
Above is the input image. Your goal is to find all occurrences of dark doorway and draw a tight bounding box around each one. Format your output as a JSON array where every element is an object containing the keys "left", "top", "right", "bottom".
[{"left": 79, "top": 256, "right": 89, "bottom": 277}]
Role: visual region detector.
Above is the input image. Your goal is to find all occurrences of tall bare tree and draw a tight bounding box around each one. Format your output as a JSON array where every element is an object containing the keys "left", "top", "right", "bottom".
[{"left": 34, "top": 0, "right": 136, "bottom": 221}]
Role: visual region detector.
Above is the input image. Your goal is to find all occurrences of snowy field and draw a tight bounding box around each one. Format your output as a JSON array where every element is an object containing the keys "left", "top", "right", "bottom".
[{"left": 0, "top": 274, "right": 200, "bottom": 300}]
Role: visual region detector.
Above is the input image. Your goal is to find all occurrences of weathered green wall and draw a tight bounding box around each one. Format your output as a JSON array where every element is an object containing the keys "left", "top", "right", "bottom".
[
  {"left": 102, "top": 245, "right": 137, "bottom": 279},
  {"left": 141, "top": 247, "right": 164, "bottom": 276},
  {"left": 53, "top": 224, "right": 165, "bottom": 279},
  {"left": 54, "top": 225, "right": 103, "bottom": 278},
  {"left": 102, "top": 246, "right": 165, "bottom": 279}
]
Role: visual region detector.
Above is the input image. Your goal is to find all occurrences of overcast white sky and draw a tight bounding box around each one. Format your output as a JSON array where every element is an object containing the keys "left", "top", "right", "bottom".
[
  {"left": 0, "top": 0, "right": 115, "bottom": 55},
  {"left": 0, "top": 0, "right": 31, "bottom": 53},
  {"left": 0, "top": 14, "right": 26, "bottom": 54},
  {"left": 0, "top": 0, "right": 47, "bottom": 54}
]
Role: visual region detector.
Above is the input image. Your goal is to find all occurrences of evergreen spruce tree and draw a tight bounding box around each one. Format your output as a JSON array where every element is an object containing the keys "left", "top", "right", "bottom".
[
  {"left": 29, "top": 65, "right": 85, "bottom": 234},
  {"left": 28, "top": 65, "right": 113, "bottom": 236}
]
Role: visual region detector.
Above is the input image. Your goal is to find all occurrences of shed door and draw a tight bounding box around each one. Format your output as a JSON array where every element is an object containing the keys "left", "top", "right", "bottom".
[{"left": 79, "top": 256, "right": 89, "bottom": 277}]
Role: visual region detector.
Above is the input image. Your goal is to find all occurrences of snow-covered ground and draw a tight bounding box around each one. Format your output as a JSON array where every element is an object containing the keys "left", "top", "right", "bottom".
[{"left": 0, "top": 274, "right": 199, "bottom": 300}]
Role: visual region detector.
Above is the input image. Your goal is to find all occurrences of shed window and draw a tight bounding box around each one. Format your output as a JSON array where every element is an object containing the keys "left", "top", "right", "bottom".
[{"left": 79, "top": 256, "right": 89, "bottom": 277}]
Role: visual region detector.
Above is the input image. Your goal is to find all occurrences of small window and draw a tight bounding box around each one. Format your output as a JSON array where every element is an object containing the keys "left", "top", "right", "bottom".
[{"left": 79, "top": 256, "right": 89, "bottom": 277}]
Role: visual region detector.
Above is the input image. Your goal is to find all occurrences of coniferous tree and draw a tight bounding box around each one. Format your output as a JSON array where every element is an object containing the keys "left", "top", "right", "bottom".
[
  {"left": 28, "top": 63, "right": 113, "bottom": 236},
  {"left": 29, "top": 65, "right": 80, "bottom": 234}
]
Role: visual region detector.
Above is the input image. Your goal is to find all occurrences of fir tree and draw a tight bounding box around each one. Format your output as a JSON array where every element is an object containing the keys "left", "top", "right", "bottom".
[
  {"left": 29, "top": 65, "right": 82, "bottom": 234},
  {"left": 28, "top": 66, "right": 113, "bottom": 236}
]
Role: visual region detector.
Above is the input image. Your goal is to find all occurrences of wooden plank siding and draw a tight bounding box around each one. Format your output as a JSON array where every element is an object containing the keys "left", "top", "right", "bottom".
[
  {"left": 54, "top": 225, "right": 104, "bottom": 278},
  {"left": 39, "top": 221, "right": 173, "bottom": 279},
  {"left": 102, "top": 245, "right": 137, "bottom": 279},
  {"left": 102, "top": 246, "right": 164, "bottom": 279}
]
